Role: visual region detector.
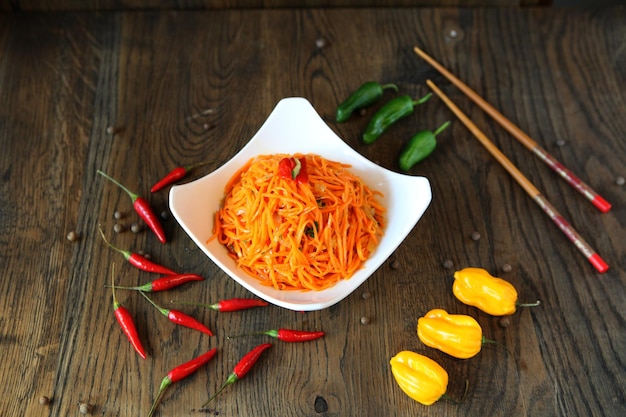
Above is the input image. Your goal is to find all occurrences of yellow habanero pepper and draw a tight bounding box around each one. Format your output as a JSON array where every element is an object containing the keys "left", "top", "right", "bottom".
[
  {"left": 453, "top": 267, "right": 540, "bottom": 316},
  {"left": 417, "top": 309, "right": 485, "bottom": 359},
  {"left": 390, "top": 351, "right": 448, "bottom": 405}
]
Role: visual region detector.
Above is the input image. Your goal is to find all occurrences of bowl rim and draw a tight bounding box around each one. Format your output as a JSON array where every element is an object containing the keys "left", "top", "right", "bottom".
[{"left": 169, "top": 97, "right": 432, "bottom": 311}]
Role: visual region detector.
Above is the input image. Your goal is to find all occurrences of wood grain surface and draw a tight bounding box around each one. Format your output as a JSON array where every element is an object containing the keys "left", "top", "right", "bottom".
[
  {"left": 0, "top": 0, "right": 548, "bottom": 13},
  {"left": 0, "top": 6, "right": 624, "bottom": 417}
]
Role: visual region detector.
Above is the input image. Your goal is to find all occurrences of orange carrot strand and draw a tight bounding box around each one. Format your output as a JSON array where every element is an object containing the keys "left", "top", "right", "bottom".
[{"left": 212, "top": 154, "right": 385, "bottom": 291}]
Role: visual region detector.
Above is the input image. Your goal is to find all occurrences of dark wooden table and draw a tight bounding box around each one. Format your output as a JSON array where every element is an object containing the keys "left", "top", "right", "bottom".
[{"left": 1, "top": 6, "right": 624, "bottom": 417}]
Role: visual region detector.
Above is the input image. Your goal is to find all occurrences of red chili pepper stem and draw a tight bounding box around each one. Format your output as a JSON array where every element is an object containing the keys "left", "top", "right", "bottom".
[
  {"left": 140, "top": 291, "right": 213, "bottom": 336},
  {"left": 171, "top": 298, "right": 269, "bottom": 312},
  {"left": 111, "top": 264, "right": 147, "bottom": 359},
  {"left": 201, "top": 343, "right": 272, "bottom": 407},
  {"left": 98, "top": 224, "right": 133, "bottom": 261},
  {"left": 107, "top": 284, "right": 153, "bottom": 292},
  {"left": 148, "top": 378, "right": 173, "bottom": 417},
  {"left": 140, "top": 291, "right": 168, "bottom": 314},
  {"left": 97, "top": 169, "right": 140, "bottom": 201},
  {"left": 202, "top": 372, "right": 239, "bottom": 408},
  {"left": 97, "top": 225, "right": 177, "bottom": 275},
  {"left": 171, "top": 300, "right": 224, "bottom": 311},
  {"left": 150, "top": 161, "right": 213, "bottom": 193},
  {"left": 97, "top": 170, "right": 167, "bottom": 243},
  {"left": 148, "top": 348, "right": 218, "bottom": 417}
]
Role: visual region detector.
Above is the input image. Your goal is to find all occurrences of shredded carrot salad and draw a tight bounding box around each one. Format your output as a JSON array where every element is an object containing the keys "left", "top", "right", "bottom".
[{"left": 211, "top": 153, "right": 385, "bottom": 291}]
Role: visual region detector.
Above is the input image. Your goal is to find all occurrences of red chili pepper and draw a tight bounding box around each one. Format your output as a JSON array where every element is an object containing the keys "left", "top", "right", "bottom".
[
  {"left": 110, "top": 273, "right": 204, "bottom": 292},
  {"left": 111, "top": 265, "right": 146, "bottom": 359},
  {"left": 148, "top": 348, "right": 217, "bottom": 417},
  {"left": 272, "top": 329, "right": 325, "bottom": 342},
  {"left": 140, "top": 292, "right": 213, "bottom": 336},
  {"left": 150, "top": 161, "right": 212, "bottom": 193},
  {"left": 278, "top": 157, "right": 308, "bottom": 184},
  {"left": 171, "top": 298, "right": 269, "bottom": 312},
  {"left": 278, "top": 157, "right": 294, "bottom": 179},
  {"left": 97, "top": 170, "right": 167, "bottom": 243},
  {"left": 229, "top": 328, "right": 325, "bottom": 343},
  {"left": 202, "top": 343, "right": 271, "bottom": 407},
  {"left": 214, "top": 298, "right": 269, "bottom": 312},
  {"left": 98, "top": 225, "right": 177, "bottom": 275},
  {"left": 296, "top": 157, "right": 308, "bottom": 184}
]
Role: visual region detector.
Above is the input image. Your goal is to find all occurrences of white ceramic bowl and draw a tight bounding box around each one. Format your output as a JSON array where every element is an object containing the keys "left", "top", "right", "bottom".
[{"left": 169, "top": 97, "right": 432, "bottom": 311}]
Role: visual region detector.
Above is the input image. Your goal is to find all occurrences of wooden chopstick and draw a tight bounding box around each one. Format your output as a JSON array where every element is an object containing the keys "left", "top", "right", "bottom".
[
  {"left": 414, "top": 46, "right": 611, "bottom": 213},
  {"left": 426, "top": 79, "right": 609, "bottom": 274}
]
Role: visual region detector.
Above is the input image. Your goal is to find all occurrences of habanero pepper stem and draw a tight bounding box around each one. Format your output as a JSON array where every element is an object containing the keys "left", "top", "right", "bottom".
[
  {"left": 150, "top": 161, "right": 213, "bottom": 193},
  {"left": 98, "top": 225, "right": 177, "bottom": 275},
  {"left": 172, "top": 298, "right": 269, "bottom": 312},
  {"left": 148, "top": 348, "right": 218, "bottom": 417},
  {"left": 362, "top": 92, "right": 432, "bottom": 144},
  {"left": 442, "top": 380, "right": 470, "bottom": 405},
  {"left": 107, "top": 273, "right": 204, "bottom": 292},
  {"left": 140, "top": 291, "right": 213, "bottom": 336},
  {"left": 202, "top": 343, "right": 272, "bottom": 407},
  {"left": 453, "top": 267, "right": 541, "bottom": 316},
  {"left": 336, "top": 81, "right": 399, "bottom": 123},
  {"left": 228, "top": 328, "right": 325, "bottom": 343},
  {"left": 110, "top": 265, "right": 147, "bottom": 359},
  {"left": 96, "top": 169, "right": 167, "bottom": 243}
]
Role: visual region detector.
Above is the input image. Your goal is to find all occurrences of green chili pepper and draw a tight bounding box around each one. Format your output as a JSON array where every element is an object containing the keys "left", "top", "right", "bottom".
[
  {"left": 336, "top": 82, "right": 398, "bottom": 123},
  {"left": 400, "top": 121, "right": 450, "bottom": 171},
  {"left": 362, "top": 93, "right": 432, "bottom": 144},
  {"left": 399, "top": 121, "right": 450, "bottom": 171}
]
